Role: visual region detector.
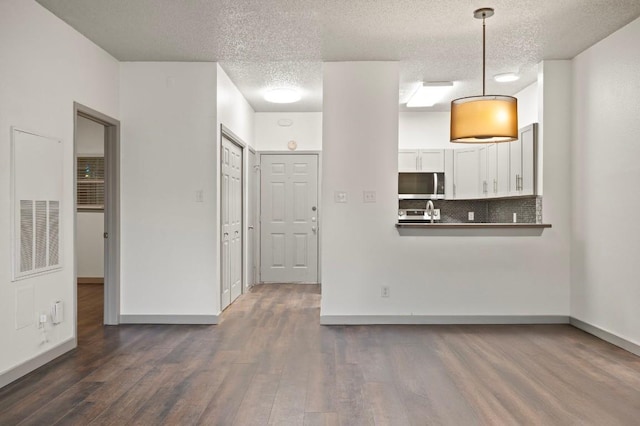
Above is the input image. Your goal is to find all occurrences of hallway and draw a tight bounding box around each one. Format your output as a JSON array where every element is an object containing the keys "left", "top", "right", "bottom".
[{"left": 1, "top": 284, "right": 639, "bottom": 425}]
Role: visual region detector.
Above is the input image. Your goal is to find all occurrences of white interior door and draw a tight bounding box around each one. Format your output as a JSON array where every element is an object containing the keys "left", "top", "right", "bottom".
[
  {"left": 247, "top": 150, "right": 258, "bottom": 290},
  {"left": 221, "top": 136, "right": 243, "bottom": 310},
  {"left": 260, "top": 154, "right": 318, "bottom": 283}
]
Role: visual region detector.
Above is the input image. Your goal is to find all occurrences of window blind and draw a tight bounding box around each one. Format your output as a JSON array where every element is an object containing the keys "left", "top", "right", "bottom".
[{"left": 77, "top": 157, "right": 105, "bottom": 210}]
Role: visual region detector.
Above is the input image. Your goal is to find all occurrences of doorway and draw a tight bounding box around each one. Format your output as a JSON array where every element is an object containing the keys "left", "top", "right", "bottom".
[
  {"left": 73, "top": 103, "right": 120, "bottom": 328},
  {"left": 259, "top": 153, "right": 319, "bottom": 283},
  {"left": 220, "top": 130, "right": 244, "bottom": 311}
]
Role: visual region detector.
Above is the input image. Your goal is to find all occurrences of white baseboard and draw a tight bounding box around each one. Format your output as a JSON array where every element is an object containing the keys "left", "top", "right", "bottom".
[
  {"left": 320, "top": 315, "right": 570, "bottom": 325},
  {"left": 0, "top": 338, "right": 76, "bottom": 389},
  {"left": 570, "top": 317, "right": 640, "bottom": 357},
  {"left": 119, "top": 314, "right": 218, "bottom": 325}
]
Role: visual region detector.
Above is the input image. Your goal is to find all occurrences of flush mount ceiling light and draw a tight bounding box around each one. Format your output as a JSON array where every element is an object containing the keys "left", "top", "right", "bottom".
[
  {"left": 450, "top": 8, "right": 518, "bottom": 143},
  {"left": 494, "top": 72, "right": 520, "bottom": 83},
  {"left": 407, "top": 82, "right": 454, "bottom": 107},
  {"left": 264, "top": 88, "right": 301, "bottom": 104}
]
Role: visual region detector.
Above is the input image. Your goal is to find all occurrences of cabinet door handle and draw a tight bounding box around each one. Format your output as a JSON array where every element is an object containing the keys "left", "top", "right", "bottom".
[
  {"left": 493, "top": 179, "right": 497, "bottom": 193},
  {"left": 416, "top": 157, "right": 419, "bottom": 170}
]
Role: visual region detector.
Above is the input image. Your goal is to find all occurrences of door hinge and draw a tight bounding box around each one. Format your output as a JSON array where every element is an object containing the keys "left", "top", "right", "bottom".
[{"left": 103, "top": 232, "right": 109, "bottom": 239}]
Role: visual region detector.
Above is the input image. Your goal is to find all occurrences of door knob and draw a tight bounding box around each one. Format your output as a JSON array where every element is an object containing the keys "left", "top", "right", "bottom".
[
  {"left": 248, "top": 226, "right": 254, "bottom": 230},
  {"left": 312, "top": 206, "right": 317, "bottom": 211},
  {"left": 311, "top": 217, "right": 316, "bottom": 222},
  {"left": 312, "top": 226, "right": 317, "bottom": 233}
]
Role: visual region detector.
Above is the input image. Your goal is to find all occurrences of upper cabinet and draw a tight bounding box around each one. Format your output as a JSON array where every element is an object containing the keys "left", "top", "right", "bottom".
[
  {"left": 447, "top": 123, "right": 538, "bottom": 200},
  {"left": 398, "top": 149, "right": 444, "bottom": 172},
  {"left": 509, "top": 123, "right": 537, "bottom": 196},
  {"left": 453, "top": 148, "right": 480, "bottom": 199}
]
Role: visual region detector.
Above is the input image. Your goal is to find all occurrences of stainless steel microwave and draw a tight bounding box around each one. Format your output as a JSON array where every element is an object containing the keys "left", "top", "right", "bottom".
[{"left": 398, "top": 172, "right": 445, "bottom": 199}]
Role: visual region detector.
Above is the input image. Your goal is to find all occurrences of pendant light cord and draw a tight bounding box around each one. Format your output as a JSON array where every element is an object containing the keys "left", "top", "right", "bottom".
[{"left": 482, "top": 15, "right": 486, "bottom": 96}]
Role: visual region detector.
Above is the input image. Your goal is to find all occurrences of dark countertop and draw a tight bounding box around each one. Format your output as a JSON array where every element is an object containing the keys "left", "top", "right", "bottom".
[{"left": 396, "top": 222, "right": 552, "bottom": 229}]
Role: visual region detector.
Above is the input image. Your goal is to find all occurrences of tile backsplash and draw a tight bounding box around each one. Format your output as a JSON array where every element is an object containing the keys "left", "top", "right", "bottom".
[{"left": 400, "top": 196, "right": 541, "bottom": 223}]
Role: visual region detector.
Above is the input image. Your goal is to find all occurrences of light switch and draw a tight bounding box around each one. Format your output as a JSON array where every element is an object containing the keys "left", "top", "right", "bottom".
[
  {"left": 363, "top": 191, "right": 376, "bottom": 203},
  {"left": 468, "top": 211, "right": 475, "bottom": 221},
  {"left": 195, "top": 190, "right": 204, "bottom": 203},
  {"left": 334, "top": 191, "right": 347, "bottom": 203}
]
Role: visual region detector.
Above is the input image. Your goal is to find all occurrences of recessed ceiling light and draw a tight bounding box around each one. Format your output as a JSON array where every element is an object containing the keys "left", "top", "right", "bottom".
[
  {"left": 494, "top": 72, "right": 520, "bottom": 83},
  {"left": 406, "top": 82, "right": 453, "bottom": 107},
  {"left": 277, "top": 119, "right": 294, "bottom": 127},
  {"left": 264, "top": 88, "right": 301, "bottom": 104}
]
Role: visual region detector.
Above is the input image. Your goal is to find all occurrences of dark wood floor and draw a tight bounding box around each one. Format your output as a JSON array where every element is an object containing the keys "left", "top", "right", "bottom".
[{"left": 1, "top": 284, "right": 639, "bottom": 425}]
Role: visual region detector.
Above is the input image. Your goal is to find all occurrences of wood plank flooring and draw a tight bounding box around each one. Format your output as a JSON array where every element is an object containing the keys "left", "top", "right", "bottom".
[{"left": 1, "top": 284, "right": 639, "bottom": 425}]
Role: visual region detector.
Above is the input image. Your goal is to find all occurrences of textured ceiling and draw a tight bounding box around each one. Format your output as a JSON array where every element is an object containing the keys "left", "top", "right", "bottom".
[{"left": 36, "top": 0, "right": 640, "bottom": 112}]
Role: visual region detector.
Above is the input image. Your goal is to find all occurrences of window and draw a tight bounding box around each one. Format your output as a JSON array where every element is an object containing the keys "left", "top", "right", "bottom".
[{"left": 77, "top": 156, "right": 104, "bottom": 210}]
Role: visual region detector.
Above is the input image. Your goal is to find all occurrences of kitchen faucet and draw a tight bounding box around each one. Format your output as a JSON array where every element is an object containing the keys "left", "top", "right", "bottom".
[{"left": 426, "top": 200, "right": 435, "bottom": 224}]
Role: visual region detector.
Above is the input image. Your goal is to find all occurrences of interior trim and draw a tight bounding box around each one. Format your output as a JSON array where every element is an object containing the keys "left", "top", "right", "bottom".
[
  {"left": 320, "top": 315, "right": 570, "bottom": 325},
  {"left": 119, "top": 315, "right": 219, "bottom": 325},
  {"left": 570, "top": 317, "right": 640, "bottom": 357},
  {"left": 0, "top": 338, "right": 75, "bottom": 389}
]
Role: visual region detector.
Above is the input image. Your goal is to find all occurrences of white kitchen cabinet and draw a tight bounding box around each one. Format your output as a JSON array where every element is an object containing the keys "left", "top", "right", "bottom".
[
  {"left": 453, "top": 147, "right": 480, "bottom": 199},
  {"left": 419, "top": 149, "right": 445, "bottom": 172},
  {"left": 398, "top": 150, "right": 420, "bottom": 172},
  {"left": 509, "top": 123, "right": 537, "bottom": 196},
  {"left": 444, "top": 149, "right": 454, "bottom": 199},
  {"left": 486, "top": 144, "right": 498, "bottom": 197},
  {"left": 496, "top": 142, "right": 511, "bottom": 197},
  {"left": 398, "top": 149, "right": 444, "bottom": 172},
  {"left": 478, "top": 145, "right": 489, "bottom": 197}
]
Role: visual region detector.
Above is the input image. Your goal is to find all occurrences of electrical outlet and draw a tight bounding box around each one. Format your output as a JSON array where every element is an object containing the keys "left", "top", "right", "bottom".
[
  {"left": 334, "top": 191, "right": 347, "bottom": 203},
  {"left": 38, "top": 313, "right": 47, "bottom": 329},
  {"left": 363, "top": 190, "right": 376, "bottom": 203},
  {"left": 468, "top": 211, "right": 475, "bottom": 221},
  {"left": 381, "top": 286, "right": 390, "bottom": 298}
]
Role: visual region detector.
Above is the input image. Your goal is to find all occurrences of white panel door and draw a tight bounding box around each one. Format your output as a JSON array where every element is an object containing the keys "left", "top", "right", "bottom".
[
  {"left": 221, "top": 136, "right": 243, "bottom": 311},
  {"left": 247, "top": 150, "right": 258, "bottom": 290},
  {"left": 260, "top": 154, "right": 318, "bottom": 283}
]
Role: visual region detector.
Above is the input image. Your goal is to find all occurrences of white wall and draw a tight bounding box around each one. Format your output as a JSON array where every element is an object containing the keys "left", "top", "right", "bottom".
[
  {"left": 76, "top": 115, "right": 105, "bottom": 155},
  {"left": 0, "top": 0, "right": 119, "bottom": 383},
  {"left": 119, "top": 62, "right": 218, "bottom": 317},
  {"left": 254, "top": 112, "right": 322, "bottom": 151},
  {"left": 399, "top": 112, "right": 450, "bottom": 149},
  {"left": 76, "top": 116, "right": 104, "bottom": 278},
  {"left": 571, "top": 17, "right": 640, "bottom": 346},
  {"left": 516, "top": 82, "right": 538, "bottom": 128},
  {"left": 321, "top": 61, "right": 571, "bottom": 320},
  {"left": 216, "top": 65, "right": 255, "bottom": 310}
]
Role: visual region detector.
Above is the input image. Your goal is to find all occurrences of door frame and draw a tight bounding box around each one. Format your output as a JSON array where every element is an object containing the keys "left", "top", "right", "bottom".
[
  {"left": 220, "top": 125, "right": 247, "bottom": 310},
  {"left": 73, "top": 102, "right": 121, "bottom": 329},
  {"left": 257, "top": 151, "right": 322, "bottom": 285},
  {"left": 247, "top": 148, "right": 258, "bottom": 293}
]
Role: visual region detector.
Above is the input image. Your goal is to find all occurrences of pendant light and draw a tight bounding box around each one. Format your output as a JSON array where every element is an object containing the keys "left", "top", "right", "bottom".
[{"left": 450, "top": 8, "right": 518, "bottom": 143}]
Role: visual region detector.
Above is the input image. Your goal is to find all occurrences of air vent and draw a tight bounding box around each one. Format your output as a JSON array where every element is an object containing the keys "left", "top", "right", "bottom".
[
  {"left": 20, "top": 201, "right": 33, "bottom": 273},
  {"left": 49, "top": 201, "right": 59, "bottom": 266},
  {"left": 17, "top": 199, "right": 61, "bottom": 277}
]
